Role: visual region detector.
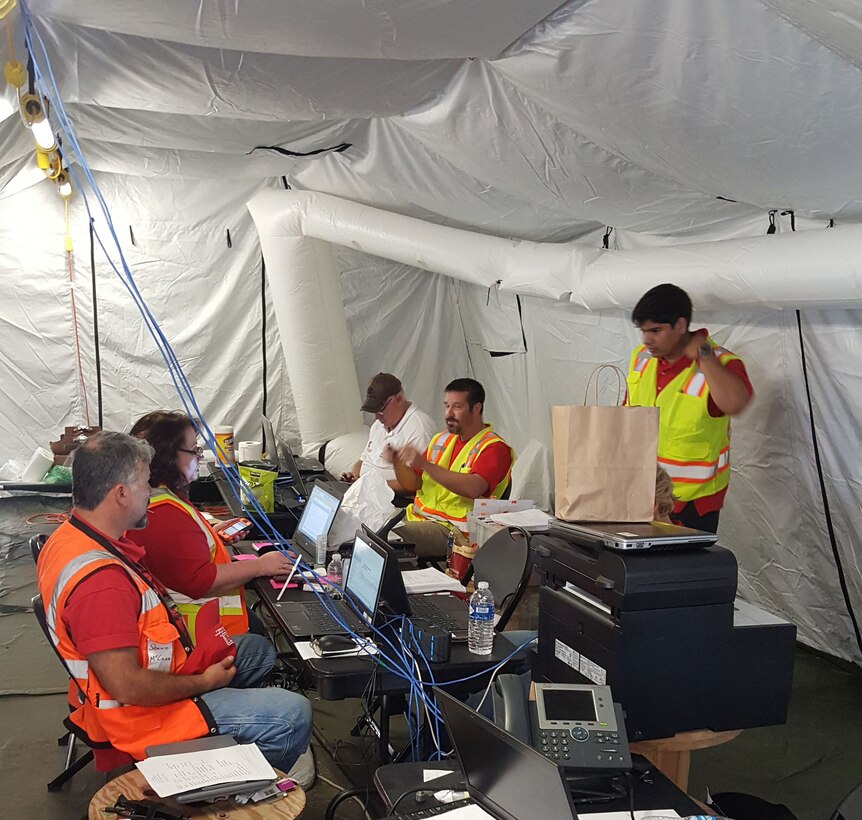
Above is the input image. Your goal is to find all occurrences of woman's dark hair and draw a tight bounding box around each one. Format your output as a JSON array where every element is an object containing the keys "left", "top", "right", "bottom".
[{"left": 130, "top": 411, "right": 195, "bottom": 494}]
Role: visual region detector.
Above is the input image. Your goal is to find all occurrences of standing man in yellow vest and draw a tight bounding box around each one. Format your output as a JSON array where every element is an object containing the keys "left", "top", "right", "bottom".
[
  {"left": 394, "top": 378, "right": 514, "bottom": 560},
  {"left": 627, "top": 284, "right": 754, "bottom": 533}
]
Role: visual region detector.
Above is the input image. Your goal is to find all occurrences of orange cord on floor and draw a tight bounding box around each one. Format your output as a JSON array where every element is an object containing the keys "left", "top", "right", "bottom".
[{"left": 25, "top": 512, "right": 69, "bottom": 526}]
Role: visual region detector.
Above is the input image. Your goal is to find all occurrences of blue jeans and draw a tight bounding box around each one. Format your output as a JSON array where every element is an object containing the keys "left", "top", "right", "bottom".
[{"left": 200, "top": 634, "right": 312, "bottom": 773}]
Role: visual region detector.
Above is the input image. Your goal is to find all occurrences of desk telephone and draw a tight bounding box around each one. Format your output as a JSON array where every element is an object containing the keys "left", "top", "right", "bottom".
[{"left": 492, "top": 676, "right": 632, "bottom": 773}]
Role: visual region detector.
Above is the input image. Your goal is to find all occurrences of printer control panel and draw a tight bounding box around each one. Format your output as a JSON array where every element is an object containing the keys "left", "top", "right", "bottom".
[{"left": 529, "top": 683, "right": 631, "bottom": 772}]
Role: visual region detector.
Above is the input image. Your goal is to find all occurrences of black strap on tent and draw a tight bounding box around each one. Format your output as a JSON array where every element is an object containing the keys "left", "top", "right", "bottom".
[
  {"left": 602, "top": 226, "right": 613, "bottom": 249},
  {"left": 780, "top": 210, "right": 796, "bottom": 232},
  {"left": 766, "top": 210, "right": 777, "bottom": 234},
  {"left": 246, "top": 142, "right": 352, "bottom": 158},
  {"left": 260, "top": 253, "right": 268, "bottom": 441},
  {"left": 129, "top": 225, "right": 136, "bottom": 246},
  {"left": 795, "top": 310, "right": 862, "bottom": 655},
  {"left": 226, "top": 228, "right": 232, "bottom": 249},
  {"left": 88, "top": 219, "right": 103, "bottom": 428}
]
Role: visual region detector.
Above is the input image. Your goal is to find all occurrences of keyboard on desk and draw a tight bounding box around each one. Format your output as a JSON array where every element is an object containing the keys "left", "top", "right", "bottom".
[
  {"left": 408, "top": 595, "right": 468, "bottom": 633},
  {"left": 280, "top": 598, "right": 371, "bottom": 638}
]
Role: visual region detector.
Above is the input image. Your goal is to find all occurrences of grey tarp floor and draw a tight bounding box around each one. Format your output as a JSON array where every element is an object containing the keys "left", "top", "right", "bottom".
[{"left": 1, "top": 495, "right": 859, "bottom": 820}]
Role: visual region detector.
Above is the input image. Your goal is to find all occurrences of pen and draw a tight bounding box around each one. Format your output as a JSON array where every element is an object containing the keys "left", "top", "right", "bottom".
[{"left": 276, "top": 550, "right": 304, "bottom": 601}]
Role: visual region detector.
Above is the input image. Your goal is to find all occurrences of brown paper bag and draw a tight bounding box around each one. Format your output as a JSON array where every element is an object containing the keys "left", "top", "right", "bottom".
[{"left": 552, "top": 368, "right": 658, "bottom": 522}]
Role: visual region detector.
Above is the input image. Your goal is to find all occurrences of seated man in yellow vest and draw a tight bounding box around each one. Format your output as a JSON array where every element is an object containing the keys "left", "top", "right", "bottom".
[
  {"left": 627, "top": 284, "right": 754, "bottom": 533},
  {"left": 36, "top": 432, "right": 312, "bottom": 771},
  {"left": 393, "top": 378, "right": 514, "bottom": 560}
]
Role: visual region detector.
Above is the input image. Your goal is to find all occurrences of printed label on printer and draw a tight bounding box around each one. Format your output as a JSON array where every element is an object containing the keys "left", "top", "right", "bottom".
[{"left": 554, "top": 639, "right": 606, "bottom": 685}]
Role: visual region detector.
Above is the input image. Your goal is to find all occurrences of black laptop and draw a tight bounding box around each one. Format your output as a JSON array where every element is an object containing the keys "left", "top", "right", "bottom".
[
  {"left": 361, "top": 525, "right": 469, "bottom": 636},
  {"left": 276, "top": 528, "right": 388, "bottom": 639},
  {"left": 385, "top": 688, "right": 578, "bottom": 819}
]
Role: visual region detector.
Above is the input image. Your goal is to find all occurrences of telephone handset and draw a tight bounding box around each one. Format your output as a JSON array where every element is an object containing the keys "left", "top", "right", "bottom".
[{"left": 492, "top": 675, "right": 632, "bottom": 773}]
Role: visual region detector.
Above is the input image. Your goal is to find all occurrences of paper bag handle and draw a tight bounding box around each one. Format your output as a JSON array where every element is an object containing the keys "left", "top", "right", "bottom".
[{"left": 583, "top": 364, "right": 626, "bottom": 406}]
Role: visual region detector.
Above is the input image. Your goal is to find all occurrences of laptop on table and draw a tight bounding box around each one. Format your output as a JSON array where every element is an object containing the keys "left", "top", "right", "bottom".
[
  {"left": 361, "top": 525, "right": 469, "bottom": 636},
  {"left": 549, "top": 519, "right": 718, "bottom": 551},
  {"left": 385, "top": 688, "right": 578, "bottom": 819},
  {"left": 276, "top": 528, "right": 387, "bottom": 639}
]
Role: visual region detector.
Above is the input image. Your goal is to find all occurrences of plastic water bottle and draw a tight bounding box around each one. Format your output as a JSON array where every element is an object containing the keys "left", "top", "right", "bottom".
[
  {"left": 315, "top": 532, "right": 328, "bottom": 568},
  {"left": 326, "top": 552, "right": 343, "bottom": 588},
  {"left": 468, "top": 581, "right": 495, "bottom": 655}
]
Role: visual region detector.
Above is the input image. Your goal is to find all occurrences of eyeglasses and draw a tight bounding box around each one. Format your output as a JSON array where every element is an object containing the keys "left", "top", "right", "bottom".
[
  {"left": 375, "top": 395, "right": 396, "bottom": 416},
  {"left": 178, "top": 446, "right": 204, "bottom": 458}
]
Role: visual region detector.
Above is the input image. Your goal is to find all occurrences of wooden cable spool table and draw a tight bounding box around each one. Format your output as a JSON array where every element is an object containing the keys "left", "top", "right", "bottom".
[
  {"left": 630, "top": 729, "right": 742, "bottom": 792},
  {"left": 88, "top": 768, "right": 305, "bottom": 819}
]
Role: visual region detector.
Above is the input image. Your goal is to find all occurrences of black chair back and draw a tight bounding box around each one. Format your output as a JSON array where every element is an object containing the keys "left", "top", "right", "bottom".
[
  {"left": 30, "top": 533, "right": 48, "bottom": 564},
  {"left": 469, "top": 528, "right": 533, "bottom": 632}
]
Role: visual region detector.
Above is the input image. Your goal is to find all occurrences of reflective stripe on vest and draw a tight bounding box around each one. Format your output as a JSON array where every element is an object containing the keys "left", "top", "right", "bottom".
[
  {"left": 659, "top": 446, "right": 730, "bottom": 484},
  {"left": 148, "top": 489, "right": 248, "bottom": 639}
]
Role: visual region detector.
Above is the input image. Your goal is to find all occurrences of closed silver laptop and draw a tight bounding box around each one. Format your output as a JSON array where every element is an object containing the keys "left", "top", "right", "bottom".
[{"left": 549, "top": 520, "right": 718, "bottom": 551}]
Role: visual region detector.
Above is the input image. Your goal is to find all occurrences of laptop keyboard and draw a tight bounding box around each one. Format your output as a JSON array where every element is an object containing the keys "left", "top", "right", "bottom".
[
  {"left": 408, "top": 597, "right": 464, "bottom": 632},
  {"left": 394, "top": 799, "right": 473, "bottom": 818},
  {"left": 299, "top": 600, "right": 369, "bottom": 635}
]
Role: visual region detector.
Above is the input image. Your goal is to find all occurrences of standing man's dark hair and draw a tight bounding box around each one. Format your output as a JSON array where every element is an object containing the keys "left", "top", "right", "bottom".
[
  {"left": 631, "top": 284, "right": 692, "bottom": 328},
  {"left": 445, "top": 378, "right": 485, "bottom": 411}
]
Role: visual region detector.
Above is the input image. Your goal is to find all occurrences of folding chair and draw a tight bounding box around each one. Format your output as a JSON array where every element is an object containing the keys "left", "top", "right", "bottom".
[
  {"left": 463, "top": 527, "right": 533, "bottom": 632},
  {"left": 29, "top": 535, "right": 133, "bottom": 790}
]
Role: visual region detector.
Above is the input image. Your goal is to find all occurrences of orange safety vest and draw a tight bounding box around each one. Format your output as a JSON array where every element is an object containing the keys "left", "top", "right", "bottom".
[
  {"left": 37, "top": 518, "right": 215, "bottom": 759},
  {"left": 148, "top": 488, "right": 249, "bottom": 640},
  {"left": 408, "top": 425, "right": 514, "bottom": 533},
  {"left": 627, "top": 338, "right": 741, "bottom": 503}
]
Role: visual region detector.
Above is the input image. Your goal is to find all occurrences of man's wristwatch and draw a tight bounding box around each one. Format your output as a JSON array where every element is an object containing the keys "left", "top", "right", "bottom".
[{"left": 699, "top": 343, "right": 714, "bottom": 361}]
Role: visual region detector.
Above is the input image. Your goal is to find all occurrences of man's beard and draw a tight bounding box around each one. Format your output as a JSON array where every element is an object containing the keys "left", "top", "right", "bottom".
[{"left": 132, "top": 512, "right": 149, "bottom": 530}]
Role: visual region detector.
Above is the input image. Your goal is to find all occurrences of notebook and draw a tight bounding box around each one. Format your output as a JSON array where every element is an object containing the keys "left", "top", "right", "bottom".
[
  {"left": 276, "top": 529, "right": 387, "bottom": 638},
  {"left": 387, "top": 689, "right": 578, "bottom": 819},
  {"left": 548, "top": 520, "right": 717, "bottom": 551}
]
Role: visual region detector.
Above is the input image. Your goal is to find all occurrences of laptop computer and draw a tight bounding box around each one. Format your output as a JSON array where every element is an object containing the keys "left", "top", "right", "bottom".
[
  {"left": 386, "top": 688, "right": 578, "bottom": 819},
  {"left": 361, "top": 525, "right": 469, "bottom": 636},
  {"left": 276, "top": 528, "right": 388, "bottom": 639},
  {"left": 548, "top": 519, "right": 718, "bottom": 551},
  {"left": 288, "top": 483, "right": 342, "bottom": 561},
  {"left": 260, "top": 414, "right": 324, "bottom": 475}
]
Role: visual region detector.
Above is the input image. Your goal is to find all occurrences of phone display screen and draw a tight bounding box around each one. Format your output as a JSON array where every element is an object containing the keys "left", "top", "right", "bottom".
[{"left": 542, "top": 689, "right": 597, "bottom": 722}]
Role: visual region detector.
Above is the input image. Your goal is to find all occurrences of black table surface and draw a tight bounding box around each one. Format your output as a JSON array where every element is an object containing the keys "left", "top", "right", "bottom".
[
  {"left": 373, "top": 756, "right": 704, "bottom": 817},
  {"left": 235, "top": 542, "right": 530, "bottom": 701}
]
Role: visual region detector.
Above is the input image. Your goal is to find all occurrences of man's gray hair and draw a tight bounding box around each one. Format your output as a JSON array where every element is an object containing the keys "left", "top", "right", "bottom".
[{"left": 71, "top": 431, "right": 154, "bottom": 510}]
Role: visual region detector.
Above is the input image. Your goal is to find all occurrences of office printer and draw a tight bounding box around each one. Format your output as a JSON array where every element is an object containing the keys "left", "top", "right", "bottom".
[{"left": 531, "top": 533, "right": 796, "bottom": 741}]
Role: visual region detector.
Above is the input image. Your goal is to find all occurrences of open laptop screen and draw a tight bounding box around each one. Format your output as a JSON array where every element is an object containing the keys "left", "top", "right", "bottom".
[
  {"left": 435, "top": 689, "right": 578, "bottom": 820},
  {"left": 344, "top": 532, "right": 387, "bottom": 616},
  {"left": 295, "top": 484, "right": 340, "bottom": 553}
]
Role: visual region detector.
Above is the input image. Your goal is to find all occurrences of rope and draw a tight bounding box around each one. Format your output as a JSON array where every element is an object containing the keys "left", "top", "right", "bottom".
[{"left": 65, "top": 199, "right": 90, "bottom": 426}]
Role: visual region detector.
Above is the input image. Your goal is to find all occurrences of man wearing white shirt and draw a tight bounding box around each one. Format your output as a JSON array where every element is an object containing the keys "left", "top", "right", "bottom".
[{"left": 341, "top": 373, "right": 436, "bottom": 501}]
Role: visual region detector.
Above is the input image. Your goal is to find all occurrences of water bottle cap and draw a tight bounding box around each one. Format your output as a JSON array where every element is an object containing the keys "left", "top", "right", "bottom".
[
  {"left": 477, "top": 581, "right": 489, "bottom": 589},
  {"left": 332, "top": 552, "right": 341, "bottom": 559}
]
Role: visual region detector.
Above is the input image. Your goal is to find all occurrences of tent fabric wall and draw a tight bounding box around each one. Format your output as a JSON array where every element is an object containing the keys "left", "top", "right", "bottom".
[{"left": 1, "top": 0, "right": 861, "bottom": 669}]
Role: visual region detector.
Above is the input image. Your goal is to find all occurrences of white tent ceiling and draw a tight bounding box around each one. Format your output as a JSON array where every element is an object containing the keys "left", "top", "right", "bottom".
[{"left": 0, "top": 0, "right": 860, "bottom": 664}]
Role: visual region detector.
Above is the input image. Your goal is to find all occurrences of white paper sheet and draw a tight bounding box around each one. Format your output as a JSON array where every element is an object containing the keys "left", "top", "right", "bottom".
[
  {"left": 488, "top": 508, "right": 552, "bottom": 530},
  {"left": 136, "top": 743, "right": 275, "bottom": 797},
  {"left": 422, "top": 769, "right": 453, "bottom": 782},
  {"left": 402, "top": 567, "right": 466, "bottom": 594}
]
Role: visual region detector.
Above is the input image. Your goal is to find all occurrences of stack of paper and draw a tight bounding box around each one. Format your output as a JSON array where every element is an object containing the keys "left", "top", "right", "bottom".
[
  {"left": 402, "top": 567, "right": 465, "bottom": 594},
  {"left": 136, "top": 743, "right": 275, "bottom": 798},
  {"left": 488, "top": 508, "right": 552, "bottom": 531}
]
